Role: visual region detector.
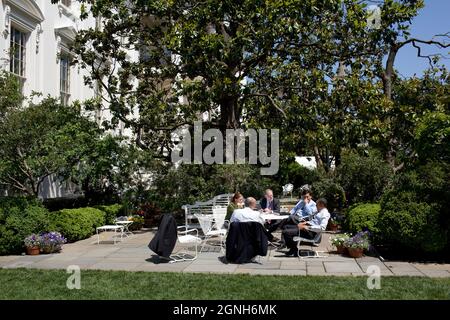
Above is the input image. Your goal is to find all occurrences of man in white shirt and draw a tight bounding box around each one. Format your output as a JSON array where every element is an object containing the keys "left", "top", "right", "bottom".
[
  {"left": 230, "top": 197, "right": 265, "bottom": 225},
  {"left": 282, "top": 198, "right": 330, "bottom": 256}
]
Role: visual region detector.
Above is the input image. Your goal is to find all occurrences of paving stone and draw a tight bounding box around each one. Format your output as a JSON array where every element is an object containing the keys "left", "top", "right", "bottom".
[
  {"left": 324, "top": 261, "right": 363, "bottom": 273},
  {"left": 420, "top": 270, "right": 450, "bottom": 278},
  {"left": 385, "top": 262, "right": 424, "bottom": 275},
  {"left": 133, "top": 262, "right": 191, "bottom": 272},
  {"left": 88, "top": 262, "right": 142, "bottom": 271},
  {"left": 236, "top": 261, "right": 281, "bottom": 269},
  {"left": 235, "top": 269, "right": 306, "bottom": 276},
  {"left": 280, "top": 261, "right": 306, "bottom": 270},
  {"left": 182, "top": 264, "right": 237, "bottom": 273},
  {"left": 357, "top": 262, "right": 394, "bottom": 276},
  {"left": 412, "top": 263, "right": 450, "bottom": 272}
]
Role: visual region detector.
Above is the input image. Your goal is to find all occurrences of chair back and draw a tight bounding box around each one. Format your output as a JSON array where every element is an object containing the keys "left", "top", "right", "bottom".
[
  {"left": 212, "top": 207, "right": 227, "bottom": 230},
  {"left": 194, "top": 213, "right": 214, "bottom": 234}
]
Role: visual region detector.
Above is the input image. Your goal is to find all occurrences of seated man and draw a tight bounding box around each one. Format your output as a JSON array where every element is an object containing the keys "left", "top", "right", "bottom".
[
  {"left": 266, "top": 190, "right": 316, "bottom": 237},
  {"left": 230, "top": 197, "right": 265, "bottom": 225},
  {"left": 259, "top": 189, "right": 280, "bottom": 213},
  {"left": 281, "top": 198, "right": 330, "bottom": 257}
]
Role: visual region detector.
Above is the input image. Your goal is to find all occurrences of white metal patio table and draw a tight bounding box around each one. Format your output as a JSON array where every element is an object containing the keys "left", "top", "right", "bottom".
[
  {"left": 115, "top": 220, "right": 134, "bottom": 237},
  {"left": 96, "top": 225, "right": 124, "bottom": 244}
]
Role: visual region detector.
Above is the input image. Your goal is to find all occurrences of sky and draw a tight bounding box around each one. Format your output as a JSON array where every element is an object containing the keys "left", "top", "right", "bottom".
[{"left": 394, "top": 0, "right": 450, "bottom": 78}]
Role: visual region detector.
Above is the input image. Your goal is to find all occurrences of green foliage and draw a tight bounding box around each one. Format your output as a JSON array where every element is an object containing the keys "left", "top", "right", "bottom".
[
  {"left": 60, "top": 0, "right": 424, "bottom": 163},
  {"left": 95, "top": 204, "right": 125, "bottom": 224},
  {"left": 277, "top": 162, "right": 320, "bottom": 194},
  {"left": 336, "top": 150, "right": 393, "bottom": 204},
  {"left": 414, "top": 111, "right": 450, "bottom": 163},
  {"left": 0, "top": 71, "right": 22, "bottom": 119},
  {"left": 143, "top": 164, "right": 274, "bottom": 213},
  {"left": 379, "top": 196, "right": 447, "bottom": 253},
  {"left": 311, "top": 178, "right": 346, "bottom": 211},
  {"left": 375, "top": 161, "right": 450, "bottom": 254},
  {"left": 50, "top": 208, "right": 105, "bottom": 242},
  {"left": 0, "top": 198, "right": 51, "bottom": 255},
  {"left": 345, "top": 203, "right": 381, "bottom": 235}
]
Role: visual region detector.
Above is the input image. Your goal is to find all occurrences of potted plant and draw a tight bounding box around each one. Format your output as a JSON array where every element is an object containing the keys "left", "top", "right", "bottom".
[
  {"left": 330, "top": 233, "right": 350, "bottom": 254},
  {"left": 344, "top": 231, "right": 370, "bottom": 258},
  {"left": 328, "top": 217, "right": 341, "bottom": 232},
  {"left": 24, "top": 234, "right": 41, "bottom": 255},
  {"left": 40, "top": 232, "right": 67, "bottom": 254},
  {"left": 128, "top": 215, "right": 145, "bottom": 231}
]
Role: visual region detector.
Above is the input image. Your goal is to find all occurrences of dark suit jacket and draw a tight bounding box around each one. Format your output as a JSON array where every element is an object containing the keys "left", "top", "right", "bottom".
[
  {"left": 148, "top": 214, "right": 177, "bottom": 258},
  {"left": 226, "top": 222, "right": 268, "bottom": 263},
  {"left": 259, "top": 197, "right": 280, "bottom": 213}
]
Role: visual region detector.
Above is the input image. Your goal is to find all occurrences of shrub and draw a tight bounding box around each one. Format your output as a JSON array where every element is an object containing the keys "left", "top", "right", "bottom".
[
  {"left": 95, "top": 204, "right": 125, "bottom": 224},
  {"left": 379, "top": 203, "right": 446, "bottom": 253},
  {"left": 0, "top": 202, "right": 51, "bottom": 255},
  {"left": 345, "top": 203, "right": 381, "bottom": 235},
  {"left": 336, "top": 150, "right": 392, "bottom": 204},
  {"left": 376, "top": 162, "right": 450, "bottom": 254},
  {"left": 49, "top": 207, "right": 105, "bottom": 242},
  {"left": 311, "top": 178, "right": 346, "bottom": 211}
]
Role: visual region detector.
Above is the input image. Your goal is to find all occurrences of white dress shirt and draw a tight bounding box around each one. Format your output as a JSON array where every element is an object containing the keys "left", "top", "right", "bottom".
[
  {"left": 230, "top": 207, "right": 265, "bottom": 225},
  {"left": 307, "top": 207, "right": 330, "bottom": 231}
]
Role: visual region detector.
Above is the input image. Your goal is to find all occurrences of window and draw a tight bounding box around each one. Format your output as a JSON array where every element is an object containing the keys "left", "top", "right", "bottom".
[
  {"left": 61, "top": 0, "right": 72, "bottom": 7},
  {"left": 60, "top": 55, "right": 71, "bottom": 105},
  {"left": 9, "top": 26, "right": 27, "bottom": 92}
]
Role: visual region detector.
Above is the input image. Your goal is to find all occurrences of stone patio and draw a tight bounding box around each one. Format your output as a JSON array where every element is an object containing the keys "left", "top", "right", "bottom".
[{"left": 1, "top": 229, "right": 450, "bottom": 277}]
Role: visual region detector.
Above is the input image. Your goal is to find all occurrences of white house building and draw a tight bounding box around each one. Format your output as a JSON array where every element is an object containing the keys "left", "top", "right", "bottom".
[
  {"left": 0, "top": 0, "right": 102, "bottom": 198},
  {"left": 0, "top": 0, "right": 98, "bottom": 104}
]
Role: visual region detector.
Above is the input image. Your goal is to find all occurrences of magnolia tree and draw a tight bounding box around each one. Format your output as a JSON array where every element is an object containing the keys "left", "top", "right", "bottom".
[{"left": 52, "top": 0, "right": 448, "bottom": 172}]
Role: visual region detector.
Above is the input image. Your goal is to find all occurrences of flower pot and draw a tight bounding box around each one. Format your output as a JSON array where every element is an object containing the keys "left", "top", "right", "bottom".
[
  {"left": 26, "top": 246, "right": 40, "bottom": 255},
  {"left": 335, "top": 245, "right": 346, "bottom": 254},
  {"left": 347, "top": 247, "right": 364, "bottom": 258},
  {"left": 329, "top": 224, "right": 339, "bottom": 232}
]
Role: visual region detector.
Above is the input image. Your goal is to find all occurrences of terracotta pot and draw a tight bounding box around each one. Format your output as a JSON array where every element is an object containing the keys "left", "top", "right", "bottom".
[
  {"left": 329, "top": 224, "right": 339, "bottom": 232},
  {"left": 347, "top": 247, "right": 364, "bottom": 258},
  {"left": 335, "top": 245, "right": 346, "bottom": 254},
  {"left": 26, "top": 246, "right": 40, "bottom": 255}
]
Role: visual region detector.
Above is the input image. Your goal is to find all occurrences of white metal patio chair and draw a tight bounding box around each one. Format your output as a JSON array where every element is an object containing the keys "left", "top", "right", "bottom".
[
  {"left": 194, "top": 212, "right": 228, "bottom": 253},
  {"left": 212, "top": 207, "right": 229, "bottom": 252},
  {"left": 169, "top": 226, "right": 203, "bottom": 263},
  {"left": 282, "top": 183, "right": 294, "bottom": 198},
  {"left": 293, "top": 227, "right": 328, "bottom": 259}
]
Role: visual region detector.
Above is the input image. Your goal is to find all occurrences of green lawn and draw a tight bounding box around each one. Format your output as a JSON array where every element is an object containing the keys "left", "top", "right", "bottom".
[{"left": 0, "top": 268, "right": 449, "bottom": 300}]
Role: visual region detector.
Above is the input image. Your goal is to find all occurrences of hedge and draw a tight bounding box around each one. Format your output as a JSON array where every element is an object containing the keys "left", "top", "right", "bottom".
[
  {"left": 0, "top": 198, "right": 51, "bottom": 255},
  {"left": 49, "top": 207, "right": 106, "bottom": 243},
  {"left": 95, "top": 204, "right": 125, "bottom": 224},
  {"left": 345, "top": 203, "right": 381, "bottom": 235}
]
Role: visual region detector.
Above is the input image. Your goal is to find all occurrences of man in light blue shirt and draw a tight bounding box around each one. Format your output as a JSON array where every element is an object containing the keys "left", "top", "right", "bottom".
[
  {"left": 266, "top": 190, "right": 317, "bottom": 239},
  {"left": 290, "top": 191, "right": 317, "bottom": 220}
]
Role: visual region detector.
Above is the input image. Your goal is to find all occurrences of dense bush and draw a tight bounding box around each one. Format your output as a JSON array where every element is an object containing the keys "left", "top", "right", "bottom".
[
  {"left": 378, "top": 192, "right": 447, "bottom": 253},
  {"left": 377, "top": 160, "right": 450, "bottom": 254},
  {"left": 95, "top": 204, "right": 125, "bottom": 224},
  {"left": 311, "top": 179, "right": 346, "bottom": 211},
  {"left": 0, "top": 198, "right": 51, "bottom": 255},
  {"left": 49, "top": 207, "right": 105, "bottom": 242},
  {"left": 336, "top": 150, "right": 393, "bottom": 204},
  {"left": 345, "top": 203, "right": 381, "bottom": 235}
]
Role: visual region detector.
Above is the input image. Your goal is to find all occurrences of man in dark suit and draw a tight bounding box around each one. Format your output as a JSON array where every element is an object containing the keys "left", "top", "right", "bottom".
[{"left": 260, "top": 189, "right": 280, "bottom": 213}]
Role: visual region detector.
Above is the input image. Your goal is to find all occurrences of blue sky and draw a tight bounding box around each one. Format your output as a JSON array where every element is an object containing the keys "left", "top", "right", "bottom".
[{"left": 394, "top": 0, "right": 450, "bottom": 78}]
